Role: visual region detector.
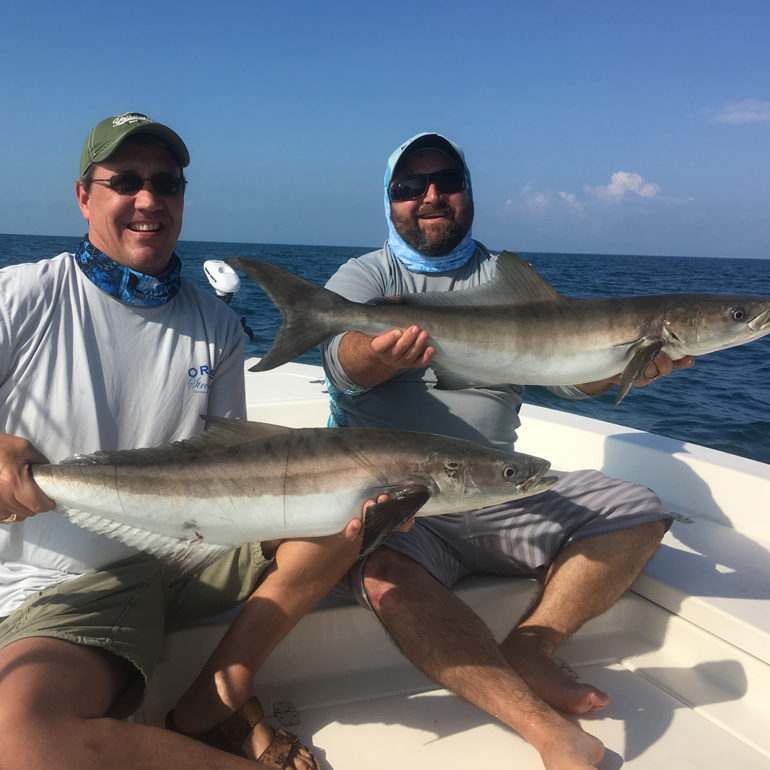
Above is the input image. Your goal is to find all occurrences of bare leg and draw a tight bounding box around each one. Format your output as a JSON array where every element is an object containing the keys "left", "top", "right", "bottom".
[
  {"left": 0, "top": 637, "right": 268, "bottom": 769},
  {"left": 363, "top": 547, "right": 605, "bottom": 770},
  {"left": 171, "top": 530, "right": 362, "bottom": 764},
  {"left": 0, "top": 507, "right": 370, "bottom": 770},
  {"left": 500, "top": 519, "right": 667, "bottom": 714},
  {"left": 0, "top": 531, "right": 362, "bottom": 769}
]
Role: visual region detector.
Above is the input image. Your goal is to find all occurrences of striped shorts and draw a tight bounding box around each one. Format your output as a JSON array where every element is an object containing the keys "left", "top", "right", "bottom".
[{"left": 345, "top": 469, "right": 671, "bottom": 608}]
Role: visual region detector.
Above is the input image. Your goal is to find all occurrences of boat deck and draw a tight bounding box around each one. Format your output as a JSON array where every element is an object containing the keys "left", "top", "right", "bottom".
[
  {"left": 140, "top": 575, "right": 770, "bottom": 768},
  {"left": 136, "top": 361, "right": 770, "bottom": 768}
]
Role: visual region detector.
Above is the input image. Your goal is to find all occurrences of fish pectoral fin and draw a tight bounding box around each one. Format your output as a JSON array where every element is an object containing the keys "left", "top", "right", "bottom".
[
  {"left": 359, "top": 485, "right": 431, "bottom": 558},
  {"left": 615, "top": 337, "right": 665, "bottom": 407}
]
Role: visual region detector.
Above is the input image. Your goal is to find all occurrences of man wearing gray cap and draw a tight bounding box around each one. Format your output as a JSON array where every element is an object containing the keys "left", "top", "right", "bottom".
[
  {"left": 0, "top": 112, "right": 365, "bottom": 769},
  {"left": 322, "top": 132, "right": 693, "bottom": 769}
]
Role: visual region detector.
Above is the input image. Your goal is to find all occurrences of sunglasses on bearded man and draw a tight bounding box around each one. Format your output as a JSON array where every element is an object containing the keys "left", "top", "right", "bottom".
[{"left": 388, "top": 169, "right": 468, "bottom": 202}]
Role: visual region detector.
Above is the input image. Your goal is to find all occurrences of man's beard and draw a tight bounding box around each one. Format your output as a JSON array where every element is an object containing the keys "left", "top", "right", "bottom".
[{"left": 396, "top": 202, "right": 474, "bottom": 256}]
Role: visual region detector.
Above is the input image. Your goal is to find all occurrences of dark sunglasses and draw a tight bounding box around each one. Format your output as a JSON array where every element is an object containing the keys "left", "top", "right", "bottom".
[
  {"left": 89, "top": 172, "right": 187, "bottom": 196},
  {"left": 389, "top": 169, "right": 467, "bottom": 202}
]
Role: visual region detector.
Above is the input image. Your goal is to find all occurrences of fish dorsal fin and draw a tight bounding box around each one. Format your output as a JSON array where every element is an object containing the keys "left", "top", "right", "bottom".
[
  {"left": 56, "top": 419, "right": 292, "bottom": 468},
  {"left": 200, "top": 417, "right": 292, "bottom": 446},
  {"left": 494, "top": 251, "right": 562, "bottom": 302},
  {"left": 375, "top": 251, "right": 562, "bottom": 308}
]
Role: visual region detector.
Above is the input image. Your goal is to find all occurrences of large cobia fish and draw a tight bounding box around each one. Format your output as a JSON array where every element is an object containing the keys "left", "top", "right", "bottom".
[
  {"left": 228, "top": 252, "right": 770, "bottom": 406},
  {"left": 32, "top": 418, "right": 555, "bottom": 578}
]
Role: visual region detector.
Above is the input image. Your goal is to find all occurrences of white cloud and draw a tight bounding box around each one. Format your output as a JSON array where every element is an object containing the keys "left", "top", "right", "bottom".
[
  {"left": 585, "top": 171, "right": 661, "bottom": 201},
  {"left": 706, "top": 99, "right": 770, "bottom": 125},
  {"left": 557, "top": 190, "right": 584, "bottom": 212},
  {"left": 502, "top": 170, "right": 682, "bottom": 223},
  {"left": 510, "top": 184, "right": 584, "bottom": 214}
]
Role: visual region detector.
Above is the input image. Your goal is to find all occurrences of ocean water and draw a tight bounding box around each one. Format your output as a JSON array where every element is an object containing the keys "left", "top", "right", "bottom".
[{"left": 1, "top": 233, "right": 769, "bottom": 464}]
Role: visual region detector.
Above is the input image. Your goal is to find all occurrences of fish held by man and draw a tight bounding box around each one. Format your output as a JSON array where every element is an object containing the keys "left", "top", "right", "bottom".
[
  {"left": 228, "top": 252, "right": 770, "bottom": 406},
  {"left": 32, "top": 417, "right": 555, "bottom": 578}
]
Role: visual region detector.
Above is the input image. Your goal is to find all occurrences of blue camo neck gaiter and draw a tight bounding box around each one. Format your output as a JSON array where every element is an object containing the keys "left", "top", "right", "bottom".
[{"left": 74, "top": 238, "right": 181, "bottom": 306}]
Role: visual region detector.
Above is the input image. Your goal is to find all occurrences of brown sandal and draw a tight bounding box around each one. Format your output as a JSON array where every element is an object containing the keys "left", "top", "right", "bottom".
[
  {"left": 258, "top": 725, "right": 320, "bottom": 769},
  {"left": 166, "top": 696, "right": 320, "bottom": 768}
]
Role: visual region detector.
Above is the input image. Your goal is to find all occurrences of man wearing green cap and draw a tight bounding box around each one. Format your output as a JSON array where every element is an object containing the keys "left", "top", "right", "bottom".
[
  {"left": 0, "top": 112, "right": 366, "bottom": 769},
  {"left": 321, "top": 132, "right": 693, "bottom": 769}
]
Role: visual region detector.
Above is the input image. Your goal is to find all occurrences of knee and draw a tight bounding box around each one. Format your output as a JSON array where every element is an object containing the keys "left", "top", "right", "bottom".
[
  {"left": 641, "top": 518, "right": 669, "bottom": 549},
  {"left": 0, "top": 700, "right": 59, "bottom": 768},
  {"left": 0, "top": 693, "right": 119, "bottom": 769},
  {"left": 615, "top": 518, "right": 669, "bottom": 567},
  {"left": 362, "top": 547, "right": 424, "bottom": 612}
]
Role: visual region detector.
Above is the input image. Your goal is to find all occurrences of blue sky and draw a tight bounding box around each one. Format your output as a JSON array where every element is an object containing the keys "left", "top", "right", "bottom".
[{"left": 1, "top": 0, "right": 768, "bottom": 258}]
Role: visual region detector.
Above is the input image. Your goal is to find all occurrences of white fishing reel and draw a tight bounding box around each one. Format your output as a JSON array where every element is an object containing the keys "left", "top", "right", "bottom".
[
  {"left": 203, "top": 259, "right": 241, "bottom": 304},
  {"left": 203, "top": 259, "right": 254, "bottom": 342}
]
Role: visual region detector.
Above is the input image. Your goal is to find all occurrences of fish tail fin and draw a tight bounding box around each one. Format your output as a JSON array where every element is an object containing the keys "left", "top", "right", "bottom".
[
  {"left": 359, "top": 486, "right": 431, "bottom": 558},
  {"left": 226, "top": 258, "right": 348, "bottom": 371}
]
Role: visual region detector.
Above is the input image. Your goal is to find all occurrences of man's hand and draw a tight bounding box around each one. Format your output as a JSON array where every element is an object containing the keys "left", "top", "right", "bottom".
[
  {"left": 577, "top": 352, "right": 695, "bottom": 396},
  {"left": 338, "top": 326, "right": 435, "bottom": 388},
  {"left": 370, "top": 326, "right": 435, "bottom": 371},
  {"left": 0, "top": 433, "right": 54, "bottom": 524}
]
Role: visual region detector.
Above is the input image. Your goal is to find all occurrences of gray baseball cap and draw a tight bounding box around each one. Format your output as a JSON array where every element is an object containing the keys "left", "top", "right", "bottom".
[{"left": 386, "top": 132, "right": 466, "bottom": 181}]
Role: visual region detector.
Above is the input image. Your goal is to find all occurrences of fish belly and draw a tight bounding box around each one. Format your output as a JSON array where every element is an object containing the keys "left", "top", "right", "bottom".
[
  {"left": 432, "top": 339, "right": 629, "bottom": 387},
  {"left": 45, "top": 480, "right": 367, "bottom": 546}
]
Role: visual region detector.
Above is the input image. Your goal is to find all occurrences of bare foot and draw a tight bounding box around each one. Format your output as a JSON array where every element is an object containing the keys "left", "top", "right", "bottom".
[
  {"left": 501, "top": 631, "right": 610, "bottom": 715},
  {"left": 539, "top": 722, "right": 605, "bottom": 770}
]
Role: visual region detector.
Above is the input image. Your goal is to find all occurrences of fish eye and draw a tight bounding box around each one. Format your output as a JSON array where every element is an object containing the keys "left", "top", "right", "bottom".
[
  {"left": 731, "top": 307, "right": 746, "bottom": 322},
  {"left": 503, "top": 466, "right": 516, "bottom": 479}
]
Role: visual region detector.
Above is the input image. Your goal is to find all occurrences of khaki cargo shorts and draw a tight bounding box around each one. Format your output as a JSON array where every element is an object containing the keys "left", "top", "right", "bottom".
[{"left": 0, "top": 544, "right": 270, "bottom": 717}]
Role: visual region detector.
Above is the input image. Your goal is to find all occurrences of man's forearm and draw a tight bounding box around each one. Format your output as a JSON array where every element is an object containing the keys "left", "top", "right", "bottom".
[
  {"left": 337, "top": 331, "right": 401, "bottom": 388},
  {"left": 574, "top": 379, "right": 617, "bottom": 397}
]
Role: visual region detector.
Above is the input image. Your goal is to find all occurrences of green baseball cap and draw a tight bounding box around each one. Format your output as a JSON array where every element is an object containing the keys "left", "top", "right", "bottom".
[{"left": 79, "top": 112, "right": 190, "bottom": 177}]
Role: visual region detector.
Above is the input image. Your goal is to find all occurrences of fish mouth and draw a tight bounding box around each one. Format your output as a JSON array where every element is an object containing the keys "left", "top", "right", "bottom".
[
  {"left": 516, "top": 473, "right": 558, "bottom": 495},
  {"left": 749, "top": 307, "right": 770, "bottom": 332}
]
